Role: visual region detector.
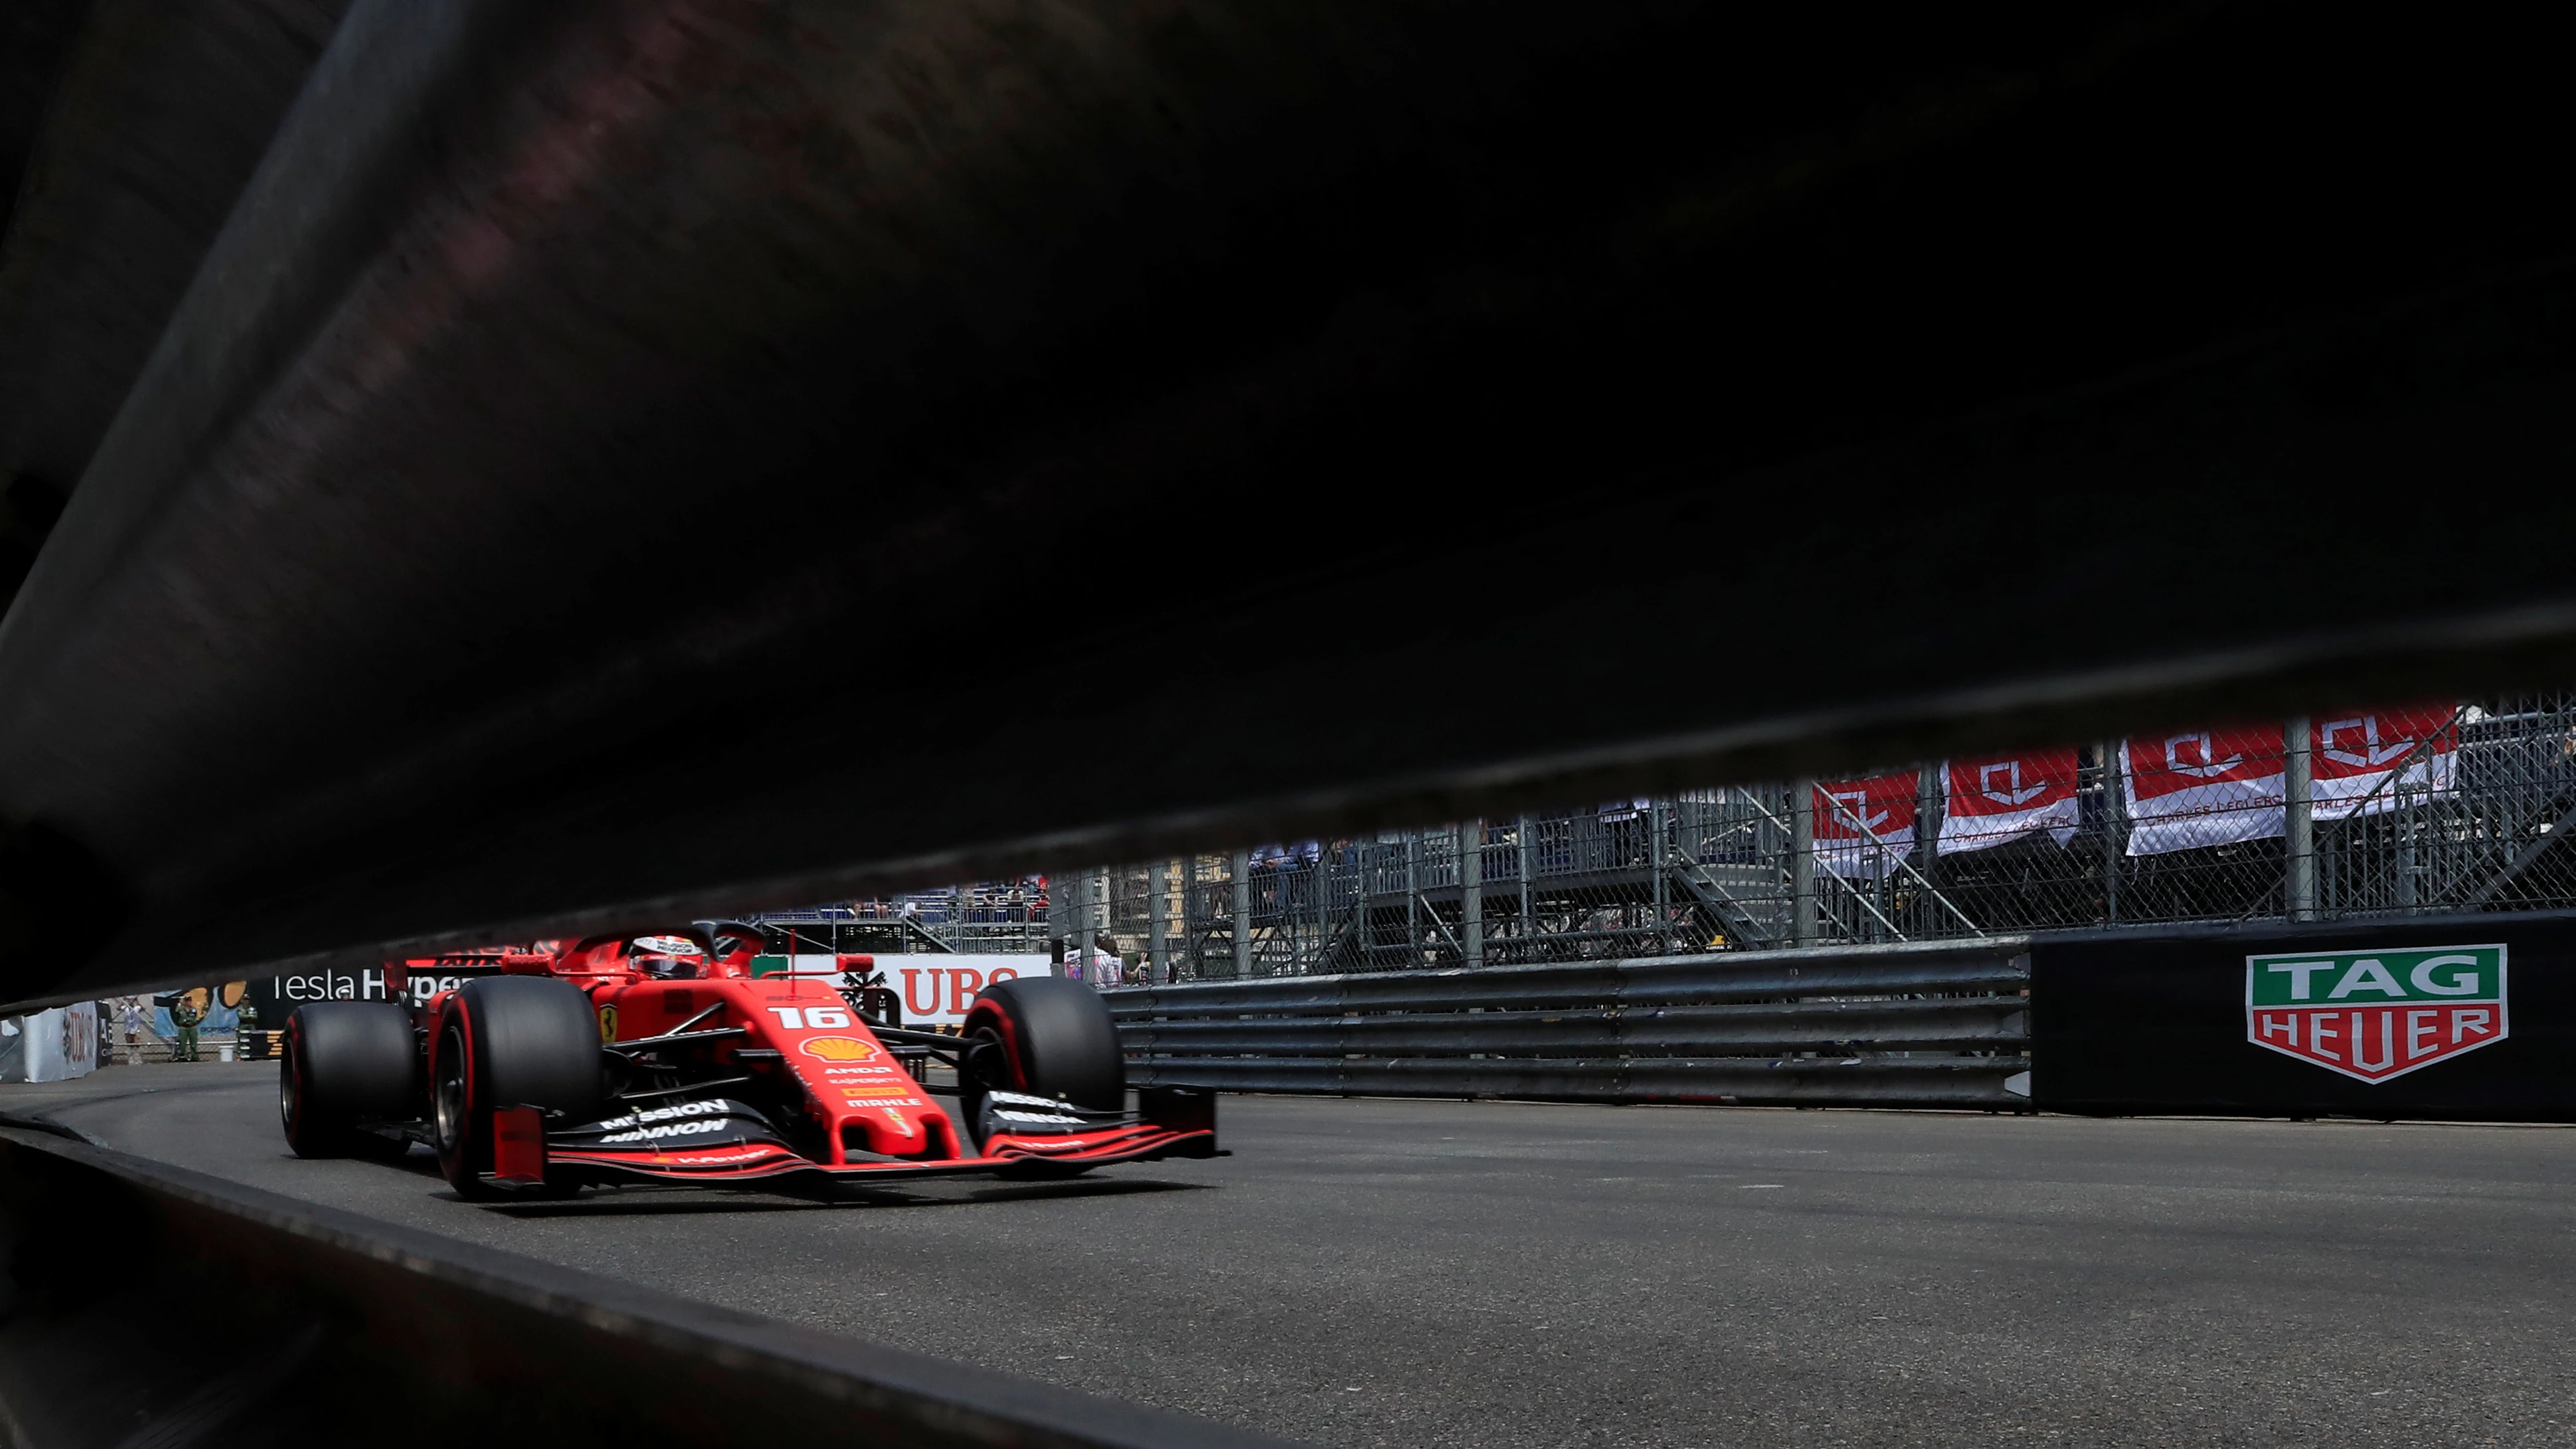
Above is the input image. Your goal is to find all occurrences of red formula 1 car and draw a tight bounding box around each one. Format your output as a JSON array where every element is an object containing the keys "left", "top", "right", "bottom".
[{"left": 276, "top": 924, "right": 1217, "bottom": 1198}]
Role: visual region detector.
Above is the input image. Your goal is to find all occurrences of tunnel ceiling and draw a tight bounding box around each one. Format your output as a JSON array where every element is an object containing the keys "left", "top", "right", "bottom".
[{"left": 0, "top": 1, "right": 2570, "bottom": 1005}]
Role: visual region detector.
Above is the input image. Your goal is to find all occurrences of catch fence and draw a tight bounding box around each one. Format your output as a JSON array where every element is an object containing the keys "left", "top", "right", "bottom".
[
  {"left": 751, "top": 889, "right": 1051, "bottom": 956},
  {"left": 1054, "top": 693, "right": 2576, "bottom": 981}
]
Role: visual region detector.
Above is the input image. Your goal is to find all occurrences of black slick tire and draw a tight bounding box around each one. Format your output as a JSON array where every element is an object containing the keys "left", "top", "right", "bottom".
[
  {"left": 432, "top": 976, "right": 603, "bottom": 1199},
  {"left": 280, "top": 1002, "right": 416, "bottom": 1159},
  {"left": 958, "top": 976, "right": 1124, "bottom": 1152}
]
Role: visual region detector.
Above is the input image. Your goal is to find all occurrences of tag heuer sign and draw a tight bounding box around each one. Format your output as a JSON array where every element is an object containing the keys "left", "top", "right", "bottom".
[{"left": 2245, "top": 944, "right": 2506, "bottom": 1083}]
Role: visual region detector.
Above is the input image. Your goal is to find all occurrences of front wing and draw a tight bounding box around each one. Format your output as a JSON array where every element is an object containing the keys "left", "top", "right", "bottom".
[{"left": 540, "top": 1119, "right": 1219, "bottom": 1187}]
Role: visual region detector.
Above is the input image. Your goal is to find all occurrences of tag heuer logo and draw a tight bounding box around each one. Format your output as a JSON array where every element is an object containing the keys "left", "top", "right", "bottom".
[{"left": 2246, "top": 944, "right": 2506, "bottom": 1083}]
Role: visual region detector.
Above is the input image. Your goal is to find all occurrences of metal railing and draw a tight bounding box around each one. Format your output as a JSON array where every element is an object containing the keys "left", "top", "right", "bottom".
[{"left": 1106, "top": 939, "right": 2030, "bottom": 1108}]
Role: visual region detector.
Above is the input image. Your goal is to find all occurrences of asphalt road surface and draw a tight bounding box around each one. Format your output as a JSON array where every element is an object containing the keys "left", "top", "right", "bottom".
[{"left": 10, "top": 1064, "right": 2575, "bottom": 1448}]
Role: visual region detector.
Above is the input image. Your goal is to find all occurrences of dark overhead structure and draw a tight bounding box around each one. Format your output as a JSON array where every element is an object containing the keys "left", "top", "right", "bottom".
[{"left": 0, "top": 1, "right": 2569, "bottom": 1005}]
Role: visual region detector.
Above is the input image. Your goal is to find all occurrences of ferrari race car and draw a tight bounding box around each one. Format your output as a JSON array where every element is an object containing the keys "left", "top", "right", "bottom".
[{"left": 276, "top": 924, "right": 1217, "bottom": 1197}]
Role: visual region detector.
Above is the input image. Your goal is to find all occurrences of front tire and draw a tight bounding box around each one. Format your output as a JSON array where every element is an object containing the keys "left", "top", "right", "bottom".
[
  {"left": 958, "top": 977, "right": 1124, "bottom": 1152},
  {"left": 432, "top": 977, "right": 603, "bottom": 1199},
  {"left": 280, "top": 1002, "right": 416, "bottom": 1159}
]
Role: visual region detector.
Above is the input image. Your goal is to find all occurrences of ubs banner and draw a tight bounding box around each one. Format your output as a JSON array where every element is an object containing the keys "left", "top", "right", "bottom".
[
  {"left": 887, "top": 956, "right": 1036, "bottom": 1026},
  {"left": 2031, "top": 912, "right": 2576, "bottom": 1120}
]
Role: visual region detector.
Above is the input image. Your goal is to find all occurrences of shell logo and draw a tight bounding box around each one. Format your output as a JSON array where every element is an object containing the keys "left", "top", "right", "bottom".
[{"left": 799, "top": 1036, "right": 879, "bottom": 1063}]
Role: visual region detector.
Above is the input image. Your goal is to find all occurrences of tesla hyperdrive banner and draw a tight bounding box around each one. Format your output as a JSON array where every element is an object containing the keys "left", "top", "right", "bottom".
[
  {"left": 2031, "top": 915, "right": 2576, "bottom": 1120},
  {"left": 1937, "top": 748, "right": 2080, "bottom": 855}
]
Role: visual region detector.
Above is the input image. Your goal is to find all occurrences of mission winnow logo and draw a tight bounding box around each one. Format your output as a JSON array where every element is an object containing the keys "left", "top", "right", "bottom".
[{"left": 2246, "top": 944, "right": 2506, "bottom": 1084}]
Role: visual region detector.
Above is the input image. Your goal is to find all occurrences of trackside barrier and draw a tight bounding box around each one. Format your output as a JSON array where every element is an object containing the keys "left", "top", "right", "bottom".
[
  {"left": 1106, "top": 939, "right": 2033, "bottom": 1109},
  {"left": 0, "top": 1124, "right": 1306, "bottom": 1449},
  {"left": 2029, "top": 910, "right": 2576, "bottom": 1121},
  {"left": 1112, "top": 910, "right": 2576, "bottom": 1121}
]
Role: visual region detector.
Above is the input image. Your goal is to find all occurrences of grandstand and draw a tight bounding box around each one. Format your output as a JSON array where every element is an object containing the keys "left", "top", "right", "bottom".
[
  {"left": 748, "top": 879, "right": 1051, "bottom": 956},
  {"left": 1047, "top": 693, "right": 2576, "bottom": 981}
]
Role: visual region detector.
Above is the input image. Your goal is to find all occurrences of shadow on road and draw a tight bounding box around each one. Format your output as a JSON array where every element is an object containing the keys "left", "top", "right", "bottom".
[
  {"left": 479, "top": 1176, "right": 1213, "bottom": 1217},
  {"left": 280, "top": 1126, "right": 1219, "bottom": 1217}
]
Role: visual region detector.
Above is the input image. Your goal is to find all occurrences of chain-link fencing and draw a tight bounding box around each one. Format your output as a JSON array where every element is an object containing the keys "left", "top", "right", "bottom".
[
  {"left": 1034, "top": 693, "right": 2576, "bottom": 982},
  {"left": 747, "top": 883, "right": 1052, "bottom": 956}
]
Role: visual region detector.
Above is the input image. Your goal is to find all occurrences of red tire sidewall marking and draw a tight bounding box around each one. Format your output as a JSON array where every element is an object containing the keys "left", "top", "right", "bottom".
[
  {"left": 436, "top": 997, "right": 479, "bottom": 1151},
  {"left": 964, "top": 999, "right": 1029, "bottom": 1092},
  {"left": 285, "top": 1015, "right": 306, "bottom": 1130}
]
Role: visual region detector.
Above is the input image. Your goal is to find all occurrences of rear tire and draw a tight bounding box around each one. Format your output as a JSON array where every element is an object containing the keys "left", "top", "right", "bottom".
[
  {"left": 432, "top": 977, "right": 603, "bottom": 1199},
  {"left": 959, "top": 977, "right": 1124, "bottom": 1151},
  {"left": 280, "top": 1002, "right": 416, "bottom": 1159}
]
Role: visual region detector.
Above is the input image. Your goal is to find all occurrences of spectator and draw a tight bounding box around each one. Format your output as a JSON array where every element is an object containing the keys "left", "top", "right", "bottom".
[
  {"left": 169, "top": 992, "right": 203, "bottom": 1063},
  {"left": 1600, "top": 798, "right": 1650, "bottom": 865}
]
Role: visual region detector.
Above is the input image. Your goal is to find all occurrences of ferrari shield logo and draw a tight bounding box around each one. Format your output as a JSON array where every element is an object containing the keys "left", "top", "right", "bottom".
[{"left": 2246, "top": 944, "right": 2506, "bottom": 1083}]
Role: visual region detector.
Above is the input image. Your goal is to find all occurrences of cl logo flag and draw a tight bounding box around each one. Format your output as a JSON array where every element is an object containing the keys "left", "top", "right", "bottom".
[
  {"left": 1978, "top": 759, "right": 2049, "bottom": 806},
  {"left": 2164, "top": 731, "right": 2249, "bottom": 779},
  {"left": 2245, "top": 944, "right": 2506, "bottom": 1083},
  {"left": 1936, "top": 749, "right": 2079, "bottom": 857},
  {"left": 1808, "top": 772, "right": 1917, "bottom": 880}
]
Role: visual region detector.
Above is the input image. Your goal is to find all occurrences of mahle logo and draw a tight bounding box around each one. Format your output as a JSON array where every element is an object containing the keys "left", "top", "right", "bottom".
[{"left": 2246, "top": 944, "right": 2506, "bottom": 1083}]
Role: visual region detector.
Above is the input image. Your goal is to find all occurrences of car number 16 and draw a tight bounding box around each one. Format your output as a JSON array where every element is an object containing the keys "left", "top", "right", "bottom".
[{"left": 768, "top": 1006, "right": 849, "bottom": 1030}]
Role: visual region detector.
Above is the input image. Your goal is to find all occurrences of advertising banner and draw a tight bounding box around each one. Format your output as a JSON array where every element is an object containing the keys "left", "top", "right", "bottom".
[
  {"left": 1812, "top": 773, "right": 1917, "bottom": 879},
  {"left": 242, "top": 968, "right": 389, "bottom": 1038},
  {"left": 2031, "top": 914, "right": 2576, "bottom": 1120},
  {"left": 885, "top": 956, "right": 1041, "bottom": 1027},
  {"left": 1937, "top": 748, "right": 2081, "bottom": 855},
  {"left": 3, "top": 1003, "right": 98, "bottom": 1082},
  {"left": 240, "top": 955, "right": 1051, "bottom": 1030},
  {"left": 2246, "top": 943, "right": 2503, "bottom": 1083},
  {"left": 2120, "top": 705, "right": 2458, "bottom": 857},
  {"left": 746, "top": 954, "right": 843, "bottom": 980},
  {"left": 48, "top": 1003, "right": 97, "bottom": 1079}
]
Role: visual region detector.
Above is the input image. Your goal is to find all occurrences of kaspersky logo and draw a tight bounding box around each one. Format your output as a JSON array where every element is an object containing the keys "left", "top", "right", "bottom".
[{"left": 2247, "top": 944, "right": 2506, "bottom": 1083}]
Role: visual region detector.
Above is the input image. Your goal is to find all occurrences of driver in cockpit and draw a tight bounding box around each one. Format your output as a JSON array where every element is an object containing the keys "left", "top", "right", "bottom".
[{"left": 628, "top": 934, "right": 707, "bottom": 980}]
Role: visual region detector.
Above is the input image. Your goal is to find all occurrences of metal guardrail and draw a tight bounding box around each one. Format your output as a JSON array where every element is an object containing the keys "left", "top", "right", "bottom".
[
  {"left": 1105, "top": 938, "right": 2031, "bottom": 1109},
  {"left": 0, "top": 1123, "right": 1304, "bottom": 1449}
]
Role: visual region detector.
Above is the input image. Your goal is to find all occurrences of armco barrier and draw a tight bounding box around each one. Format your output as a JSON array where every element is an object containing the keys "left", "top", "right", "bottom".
[
  {"left": 2028, "top": 910, "right": 2576, "bottom": 1122},
  {"left": 1106, "top": 939, "right": 2033, "bottom": 1109},
  {"left": 0, "top": 1123, "right": 1304, "bottom": 1449},
  {"left": 1112, "top": 910, "right": 2576, "bottom": 1122}
]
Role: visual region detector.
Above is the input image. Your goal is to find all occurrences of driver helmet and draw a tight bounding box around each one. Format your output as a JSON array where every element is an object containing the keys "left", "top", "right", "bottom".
[{"left": 632, "top": 934, "right": 704, "bottom": 978}]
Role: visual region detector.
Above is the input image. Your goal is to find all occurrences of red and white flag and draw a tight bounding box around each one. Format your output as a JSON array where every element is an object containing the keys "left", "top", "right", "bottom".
[
  {"left": 1938, "top": 748, "right": 2081, "bottom": 855},
  {"left": 2120, "top": 723, "right": 2291, "bottom": 856},
  {"left": 1812, "top": 772, "right": 1917, "bottom": 879},
  {"left": 2309, "top": 705, "right": 2460, "bottom": 821},
  {"left": 2120, "top": 705, "right": 2459, "bottom": 857}
]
